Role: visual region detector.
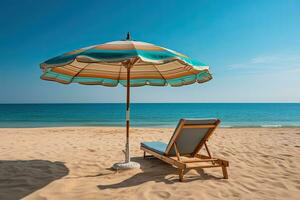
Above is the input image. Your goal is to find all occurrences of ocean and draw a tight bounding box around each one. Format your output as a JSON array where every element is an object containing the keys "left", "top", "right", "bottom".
[{"left": 0, "top": 103, "right": 299, "bottom": 128}]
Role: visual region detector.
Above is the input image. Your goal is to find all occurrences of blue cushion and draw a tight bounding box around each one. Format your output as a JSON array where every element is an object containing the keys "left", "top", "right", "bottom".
[{"left": 141, "top": 141, "right": 167, "bottom": 155}]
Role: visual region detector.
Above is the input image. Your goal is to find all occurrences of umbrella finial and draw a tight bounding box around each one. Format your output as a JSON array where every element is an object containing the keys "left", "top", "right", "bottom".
[{"left": 126, "top": 32, "right": 131, "bottom": 40}]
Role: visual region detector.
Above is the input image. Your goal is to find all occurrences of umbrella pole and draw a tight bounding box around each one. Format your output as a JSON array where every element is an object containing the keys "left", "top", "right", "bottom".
[
  {"left": 125, "top": 65, "right": 131, "bottom": 163},
  {"left": 112, "top": 59, "right": 139, "bottom": 169}
]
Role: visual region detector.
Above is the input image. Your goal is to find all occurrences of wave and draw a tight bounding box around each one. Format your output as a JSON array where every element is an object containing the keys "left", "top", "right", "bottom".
[
  {"left": 220, "top": 124, "right": 299, "bottom": 128},
  {"left": 260, "top": 124, "right": 282, "bottom": 128}
]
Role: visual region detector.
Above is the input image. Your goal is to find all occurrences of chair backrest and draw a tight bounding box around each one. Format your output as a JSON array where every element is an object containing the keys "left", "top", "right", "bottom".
[{"left": 165, "top": 118, "right": 220, "bottom": 156}]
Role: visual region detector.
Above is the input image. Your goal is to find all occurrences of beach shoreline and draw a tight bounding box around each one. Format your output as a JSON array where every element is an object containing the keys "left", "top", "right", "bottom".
[
  {"left": 0, "top": 127, "right": 299, "bottom": 199},
  {"left": 2, "top": 126, "right": 300, "bottom": 129}
]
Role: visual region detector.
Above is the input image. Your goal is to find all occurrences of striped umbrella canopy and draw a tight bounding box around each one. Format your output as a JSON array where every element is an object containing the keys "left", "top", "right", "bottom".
[{"left": 40, "top": 33, "right": 212, "bottom": 169}]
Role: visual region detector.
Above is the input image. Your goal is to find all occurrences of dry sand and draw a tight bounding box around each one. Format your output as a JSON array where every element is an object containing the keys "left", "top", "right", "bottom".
[{"left": 0, "top": 127, "right": 299, "bottom": 200}]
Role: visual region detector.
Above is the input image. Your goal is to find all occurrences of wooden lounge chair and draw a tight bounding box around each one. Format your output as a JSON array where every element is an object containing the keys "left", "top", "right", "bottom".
[{"left": 140, "top": 118, "right": 229, "bottom": 182}]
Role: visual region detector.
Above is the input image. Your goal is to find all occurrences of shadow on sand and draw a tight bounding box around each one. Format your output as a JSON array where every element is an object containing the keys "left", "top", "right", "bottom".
[
  {"left": 0, "top": 160, "right": 69, "bottom": 200},
  {"left": 98, "top": 156, "right": 222, "bottom": 190}
]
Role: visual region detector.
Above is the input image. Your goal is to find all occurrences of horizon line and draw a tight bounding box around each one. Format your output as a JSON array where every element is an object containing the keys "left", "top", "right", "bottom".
[{"left": 1, "top": 102, "right": 300, "bottom": 104}]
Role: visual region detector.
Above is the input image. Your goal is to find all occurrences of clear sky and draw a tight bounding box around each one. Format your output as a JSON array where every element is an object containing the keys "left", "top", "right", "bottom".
[{"left": 1, "top": 0, "right": 300, "bottom": 103}]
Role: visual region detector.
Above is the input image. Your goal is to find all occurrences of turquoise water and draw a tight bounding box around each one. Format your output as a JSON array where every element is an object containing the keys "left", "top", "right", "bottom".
[{"left": 0, "top": 103, "right": 300, "bottom": 128}]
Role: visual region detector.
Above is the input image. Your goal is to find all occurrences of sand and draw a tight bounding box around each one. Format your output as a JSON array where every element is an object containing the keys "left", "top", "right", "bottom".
[{"left": 0, "top": 127, "right": 299, "bottom": 200}]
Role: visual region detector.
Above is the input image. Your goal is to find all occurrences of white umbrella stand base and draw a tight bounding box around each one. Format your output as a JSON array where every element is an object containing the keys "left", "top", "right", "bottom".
[{"left": 112, "top": 161, "right": 140, "bottom": 170}]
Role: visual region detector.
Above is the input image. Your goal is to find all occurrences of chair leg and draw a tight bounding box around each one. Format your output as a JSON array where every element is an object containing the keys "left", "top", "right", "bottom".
[
  {"left": 222, "top": 165, "right": 228, "bottom": 179},
  {"left": 178, "top": 168, "right": 184, "bottom": 182},
  {"left": 143, "top": 151, "right": 146, "bottom": 159}
]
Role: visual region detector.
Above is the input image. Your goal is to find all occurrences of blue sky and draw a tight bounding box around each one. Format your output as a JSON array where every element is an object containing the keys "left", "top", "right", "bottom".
[{"left": 1, "top": 0, "right": 300, "bottom": 103}]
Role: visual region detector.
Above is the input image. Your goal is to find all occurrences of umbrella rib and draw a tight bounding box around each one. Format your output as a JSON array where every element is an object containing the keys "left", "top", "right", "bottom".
[
  {"left": 116, "top": 63, "right": 123, "bottom": 85},
  {"left": 68, "top": 63, "right": 90, "bottom": 83},
  {"left": 179, "top": 65, "right": 198, "bottom": 85},
  {"left": 69, "top": 64, "right": 86, "bottom": 69},
  {"left": 152, "top": 64, "right": 168, "bottom": 85}
]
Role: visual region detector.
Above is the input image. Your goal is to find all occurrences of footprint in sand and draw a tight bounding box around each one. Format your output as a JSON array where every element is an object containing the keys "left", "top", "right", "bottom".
[
  {"left": 279, "top": 154, "right": 293, "bottom": 157},
  {"left": 150, "top": 191, "right": 171, "bottom": 199},
  {"left": 177, "top": 191, "right": 192, "bottom": 196}
]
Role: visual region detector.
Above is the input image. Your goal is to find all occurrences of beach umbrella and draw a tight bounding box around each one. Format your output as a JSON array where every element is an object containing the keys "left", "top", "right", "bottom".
[{"left": 39, "top": 33, "right": 212, "bottom": 169}]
